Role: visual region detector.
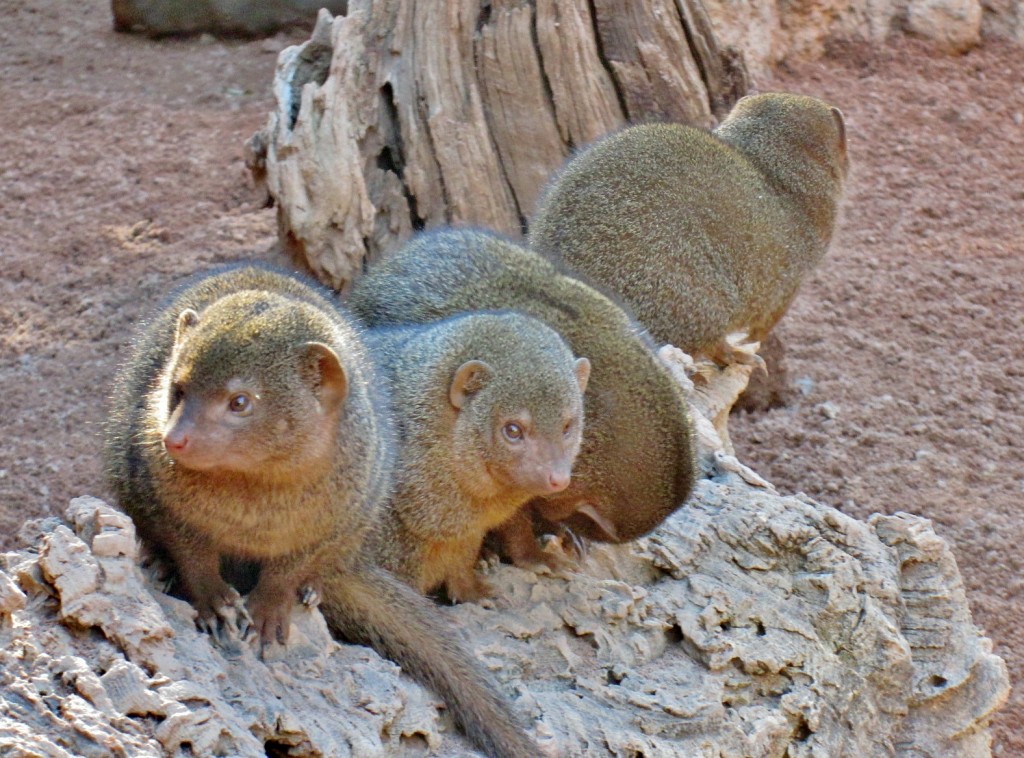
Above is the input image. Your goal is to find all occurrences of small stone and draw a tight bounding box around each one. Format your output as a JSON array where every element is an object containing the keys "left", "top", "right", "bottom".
[
  {"left": 905, "top": 0, "right": 982, "bottom": 54},
  {"left": 817, "top": 401, "right": 840, "bottom": 420}
]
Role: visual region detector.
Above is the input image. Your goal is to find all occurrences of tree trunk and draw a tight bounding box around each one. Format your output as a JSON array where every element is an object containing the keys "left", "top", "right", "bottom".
[{"left": 247, "top": 0, "right": 749, "bottom": 290}]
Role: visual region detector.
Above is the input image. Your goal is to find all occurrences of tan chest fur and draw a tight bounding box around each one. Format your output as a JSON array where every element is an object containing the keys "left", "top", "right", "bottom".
[{"left": 157, "top": 466, "right": 337, "bottom": 559}]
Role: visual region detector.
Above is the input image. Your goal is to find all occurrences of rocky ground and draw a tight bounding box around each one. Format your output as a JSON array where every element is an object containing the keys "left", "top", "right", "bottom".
[{"left": 0, "top": 0, "right": 1019, "bottom": 750}]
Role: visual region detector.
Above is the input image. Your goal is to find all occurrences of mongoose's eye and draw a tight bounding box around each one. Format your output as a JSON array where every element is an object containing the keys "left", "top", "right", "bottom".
[
  {"left": 563, "top": 420, "right": 573, "bottom": 436},
  {"left": 501, "top": 422, "right": 524, "bottom": 442},
  {"left": 228, "top": 393, "right": 253, "bottom": 415},
  {"left": 169, "top": 383, "right": 185, "bottom": 409}
]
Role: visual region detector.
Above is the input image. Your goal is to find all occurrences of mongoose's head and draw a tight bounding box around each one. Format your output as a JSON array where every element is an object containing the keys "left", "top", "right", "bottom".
[
  {"left": 715, "top": 92, "right": 849, "bottom": 199},
  {"left": 157, "top": 291, "right": 348, "bottom": 479},
  {"left": 446, "top": 315, "right": 590, "bottom": 502}
]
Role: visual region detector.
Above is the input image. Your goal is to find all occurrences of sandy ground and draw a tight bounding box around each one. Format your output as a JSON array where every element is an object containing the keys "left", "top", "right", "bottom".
[
  {"left": 734, "top": 40, "right": 1024, "bottom": 752},
  {"left": 0, "top": 0, "right": 1019, "bottom": 750}
]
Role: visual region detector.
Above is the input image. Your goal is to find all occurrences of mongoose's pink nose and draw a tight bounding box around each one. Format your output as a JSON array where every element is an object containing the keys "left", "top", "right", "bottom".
[
  {"left": 163, "top": 433, "right": 189, "bottom": 456},
  {"left": 548, "top": 470, "right": 571, "bottom": 493}
]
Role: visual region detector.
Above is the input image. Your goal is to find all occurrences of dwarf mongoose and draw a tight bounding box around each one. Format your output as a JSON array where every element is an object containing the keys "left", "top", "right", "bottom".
[
  {"left": 367, "top": 312, "right": 590, "bottom": 592},
  {"left": 530, "top": 92, "right": 848, "bottom": 365},
  {"left": 349, "top": 229, "right": 696, "bottom": 545}
]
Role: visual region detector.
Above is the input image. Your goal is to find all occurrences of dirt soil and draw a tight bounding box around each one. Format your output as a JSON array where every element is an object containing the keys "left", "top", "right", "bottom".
[{"left": 0, "top": 0, "right": 1019, "bottom": 751}]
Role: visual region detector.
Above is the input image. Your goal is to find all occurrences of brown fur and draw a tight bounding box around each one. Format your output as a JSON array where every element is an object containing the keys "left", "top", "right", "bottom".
[
  {"left": 348, "top": 229, "right": 696, "bottom": 545},
  {"left": 104, "top": 263, "right": 536, "bottom": 758},
  {"left": 530, "top": 92, "right": 849, "bottom": 363},
  {"left": 367, "top": 312, "right": 590, "bottom": 596}
]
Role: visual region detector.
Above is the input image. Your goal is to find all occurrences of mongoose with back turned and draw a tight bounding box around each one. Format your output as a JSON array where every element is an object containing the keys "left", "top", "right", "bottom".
[
  {"left": 530, "top": 92, "right": 849, "bottom": 365},
  {"left": 103, "top": 263, "right": 537, "bottom": 758},
  {"left": 348, "top": 228, "right": 696, "bottom": 546},
  {"left": 366, "top": 311, "right": 590, "bottom": 591}
]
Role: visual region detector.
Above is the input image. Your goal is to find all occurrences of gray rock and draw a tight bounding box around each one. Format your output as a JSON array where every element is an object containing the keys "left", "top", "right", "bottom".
[
  {"left": 111, "top": 0, "right": 349, "bottom": 37},
  {"left": 906, "top": 0, "right": 983, "bottom": 53}
]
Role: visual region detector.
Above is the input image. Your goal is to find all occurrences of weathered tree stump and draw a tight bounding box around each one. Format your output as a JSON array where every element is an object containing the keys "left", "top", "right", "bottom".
[{"left": 247, "top": 1, "right": 749, "bottom": 290}]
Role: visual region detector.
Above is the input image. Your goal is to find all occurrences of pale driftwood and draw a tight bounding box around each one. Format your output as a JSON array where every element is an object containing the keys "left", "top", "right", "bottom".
[
  {"left": 1, "top": 378, "right": 1009, "bottom": 755},
  {"left": 589, "top": 0, "right": 713, "bottom": 125},
  {"left": 247, "top": 2, "right": 749, "bottom": 290},
  {"left": 659, "top": 339, "right": 764, "bottom": 458}
]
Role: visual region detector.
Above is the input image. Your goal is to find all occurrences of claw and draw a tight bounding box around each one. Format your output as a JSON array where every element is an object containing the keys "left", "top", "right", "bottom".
[
  {"left": 194, "top": 584, "right": 252, "bottom": 649},
  {"left": 299, "top": 585, "right": 321, "bottom": 608},
  {"left": 556, "top": 523, "right": 588, "bottom": 561},
  {"left": 749, "top": 352, "right": 768, "bottom": 377},
  {"left": 246, "top": 590, "right": 296, "bottom": 651},
  {"left": 237, "top": 607, "right": 254, "bottom": 642},
  {"left": 445, "top": 575, "right": 493, "bottom": 604},
  {"left": 709, "top": 333, "right": 766, "bottom": 375},
  {"left": 140, "top": 553, "right": 177, "bottom": 594},
  {"left": 535, "top": 526, "right": 586, "bottom": 573}
]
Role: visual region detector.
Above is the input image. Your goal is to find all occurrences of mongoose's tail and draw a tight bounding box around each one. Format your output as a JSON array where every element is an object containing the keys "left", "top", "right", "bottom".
[{"left": 320, "top": 565, "right": 535, "bottom": 758}]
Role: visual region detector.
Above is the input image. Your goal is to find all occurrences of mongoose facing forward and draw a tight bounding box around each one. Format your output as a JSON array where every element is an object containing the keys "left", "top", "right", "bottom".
[
  {"left": 367, "top": 312, "right": 590, "bottom": 594},
  {"left": 104, "top": 263, "right": 536, "bottom": 758},
  {"left": 530, "top": 92, "right": 849, "bottom": 365},
  {"left": 349, "top": 228, "right": 696, "bottom": 545}
]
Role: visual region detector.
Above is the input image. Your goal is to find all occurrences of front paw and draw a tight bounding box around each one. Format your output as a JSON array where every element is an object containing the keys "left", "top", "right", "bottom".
[
  {"left": 246, "top": 587, "right": 296, "bottom": 648},
  {"left": 193, "top": 581, "right": 252, "bottom": 646},
  {"left": 509, "top": 525, "right": 585, "bottom": 572},
  {"left": 547, "top": 522, "right": 588, "bottom": 564}
]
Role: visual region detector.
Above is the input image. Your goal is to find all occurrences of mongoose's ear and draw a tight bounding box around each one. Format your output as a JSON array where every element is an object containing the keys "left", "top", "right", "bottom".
[
  {"left": 174, "top": 309, "right": 200, "bottom": 347},
  {"left": 831, "top": 107, "right": 846, "bottom": 154},
  {"left": 573, "top": 357, "right": 591, "bottom": 394},
  {"left": 302, "top": 342, "right": 348, "bottom": 414},
  {"left": 449, "top": 360, "right": 492, "bottom": 410}
]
